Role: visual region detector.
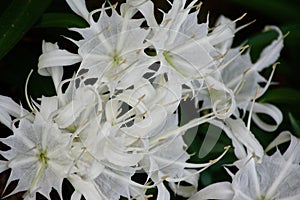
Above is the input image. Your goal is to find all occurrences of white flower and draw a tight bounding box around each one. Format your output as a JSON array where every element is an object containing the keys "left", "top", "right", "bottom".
[
  {"left": 196, "top": 20, "right": 284, "bottom": 130},
  {"left": 146, "top": 0, "right": 216, "bottom": 88},
  {"left": 0, "top": 112, "right": 73, "bottom": 199},
  {"left": 188, "top": 132, "right": 300, "bottom": 200},
  {"left": 39, "top": 0, "right": 155, "bottom": 92}
]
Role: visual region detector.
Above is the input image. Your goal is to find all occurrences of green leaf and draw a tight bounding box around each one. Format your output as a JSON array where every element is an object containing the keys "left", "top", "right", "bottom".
[
  {"left": 35, "top": 13, "right": 88, "bottom": 28},
  {"left": 259, "top": 88, "right": 300, "bottom": 105},
  {"left": 228, "top": 0, "right": 299, "bottom": 22},
  {"left": 288, "top": 113, "right": 300, "bottom": 137},
  {"left": 0, "top": 0, "right": 52, "bottom": 60}
]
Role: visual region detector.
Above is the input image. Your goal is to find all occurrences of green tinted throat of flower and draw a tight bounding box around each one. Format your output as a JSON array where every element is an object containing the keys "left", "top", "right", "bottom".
[
  {"left": 30, "top": 150, "right": 49, "bottom": 191},
  {"left": 38, "top": 150, "right": 49, "bottom": 164},
  {"left": 162, "top": 50, "right": 187, "bottom": 77},
  {"left": 110, "top": 50, "right": 123, "bottom": 70}
]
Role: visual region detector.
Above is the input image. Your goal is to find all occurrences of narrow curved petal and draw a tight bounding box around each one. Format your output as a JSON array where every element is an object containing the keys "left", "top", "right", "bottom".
[
  {"left": 226, "top": 118, "right": 264, "bottom": 159},
  {"left": 0, "top": 160, "right": 8, "bottom": 173},
  {"left": 38, "top": 48, "right": 82, "bottom": 69},
  {"left": 0, "top": 95, "right": 28, "bottom": 128},
  {"left": 188, "top": 182, "right": 234, "bottom": 200},
  {"left": 265, "top": 131, "right": 291, "bottom": 153},
  {"left": 252, "top": 102, "right": 283, "bottom": 132},
  {"left": 66, "top": 0, "right": 89, "bottom": 22},
  {"left": 252, "top": 26, "right": 284, "bottom": 72},
  {"left": 68, "top": 174, "right": 106, "bottom": 200}
]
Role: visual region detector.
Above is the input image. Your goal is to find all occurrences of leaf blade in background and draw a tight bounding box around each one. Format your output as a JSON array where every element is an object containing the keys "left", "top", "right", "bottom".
[
  {"left": 288, "top": 113, "right": 300, "bottom": 137},
  {"left": 259, "top": 88, "right": 300, "bottom": 105},
  {"left": 0, "top": 0, "right": 53, "bottom": 60},
  {"left": 35, "top": 13, "right": 88, "bottom": 28},
  {"left": 227, "top": 0, "right": 299, "bottom": 22}
]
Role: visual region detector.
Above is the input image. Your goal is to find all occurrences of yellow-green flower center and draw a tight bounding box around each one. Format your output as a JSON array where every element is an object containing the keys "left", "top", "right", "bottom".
[{"left": 38, "top": 150, "right": 49, "bottom": 164}]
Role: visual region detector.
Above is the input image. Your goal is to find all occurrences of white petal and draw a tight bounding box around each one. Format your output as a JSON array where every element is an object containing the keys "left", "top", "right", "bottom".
[
  {"left": 252, "top": 26, "right": 284, "bottom": 72},
  {"left": 0, "top": 160, "right": 8, "bottom": 173},
  {"left": 157, "top": 183, "right": 170, "bottom": 200},
  {"left": 103, "top": 141, "right": 142, "bottom": 167},
  {"left": 38, "top": 48, "right": 81, "bottom": 69},
  {"left": 265, "top": 131, "right": 291, "bottom": 153},
  {"left": 0, "top": 95, "right": 26, "bottom": 128},
  {"left": 188, "top": 182, "right": 234, "bottom": 200},
  {"left": 282, "top": 131, "right": 300, "bottom": 164},
  {"left": 39, "top": 96, "right": 58, "bottom": 120},
  {"left": 68, "top": 174, "right": 106, "bottom": 200},
  {"left": 66, "top": 0, "right": 89, "bottom": 22},
  {"left": 205, "top": 76, "right": 236, "bottom": 119},
  {"left": 70, "top": 191, "right": 82, "bottom": 200},
  {"left": 208, "top": 15, "right": 235, "bottom": 47},
  {"left": 226, "top": 118, "right": 264, "bottom": 159},
  {"left": 212, "top": 15, "right": 235, "bottom": 53},
  {"left": 280, "top": 193, "right": 300, "bottom": 200},
  {"left": 121, "top": 106, "right": 167, "bottom": 139},
  {"left": 252, "top": 102, "right": 283, "bottom": 132},
  {"left": 134, "top": 0, "right": 158, "bottom": 27}
]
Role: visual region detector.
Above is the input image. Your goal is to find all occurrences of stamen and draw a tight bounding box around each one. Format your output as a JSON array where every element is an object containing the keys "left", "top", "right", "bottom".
[
  {"left": 247, "top": 88, "right": 259, "bottom": 130},
  {"left": 194, "top": 2, "right": 203, "bottom": 10},
  {"left": 113, "top": 2, "right": 118, "bottom": 10},
  {"left": 183, "top": 93, "right": 189, "bottom": 101},
  {"left": 138, "top": 94, "right": 146, "bottom": 101},
  {"left": 145, "top": 194, "right": 153, "bottom": 199},
  {"left": 25, "top": 70, "right": 36, "bottom": 113},
  {"left": 235, "top": 13, "right": 247, "bottom": 22},
  {"left": 257, "top": 62, "right": 279, "bottom": 98},
  {"left": 163, "top": 18, "right": 172, "bottom": 26},
  {"left": 139, "top": 111, "right": 147, "bottom": 119}
]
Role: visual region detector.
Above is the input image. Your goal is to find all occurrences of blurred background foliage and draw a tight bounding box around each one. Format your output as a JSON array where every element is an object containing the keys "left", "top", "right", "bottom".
[{"left": 0, "top": 0, "right": 300, "bottom": 199}]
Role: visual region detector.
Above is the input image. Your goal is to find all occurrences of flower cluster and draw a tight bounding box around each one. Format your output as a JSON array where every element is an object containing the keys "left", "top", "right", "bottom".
[{"left": 0, "top": 0, "right": 298, "bottom": 200}]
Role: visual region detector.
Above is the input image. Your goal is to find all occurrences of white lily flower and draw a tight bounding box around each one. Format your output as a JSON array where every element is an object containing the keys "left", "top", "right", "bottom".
[
  {"left": 39, "top": 0, "right": 156, "bottom": 93},
  {"left": 0, "top": 112, "right": 73, "bottom": 199},
  {"left": 76, "top": 9, "right": 153, "bottom": 92},
  {"left": 189, "top": 131, "right": 300, "bottom": 200},
  {"left": 196, "top": 24, "right": 284, "bottom": 129},
  {"left": 146, "top": 0, "right": 217, "bottom": 89}
]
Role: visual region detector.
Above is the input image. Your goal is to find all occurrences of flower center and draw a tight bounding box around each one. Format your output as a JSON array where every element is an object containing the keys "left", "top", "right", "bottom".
[
  {"left": 30, "top": 150, "right": 49, "bottom": 191},
  {"left": 110, "top": 50, "right": 123, "bottom": 67},
  {"left": 38, "top": 150, "right": 49, "bottom": 164}
]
